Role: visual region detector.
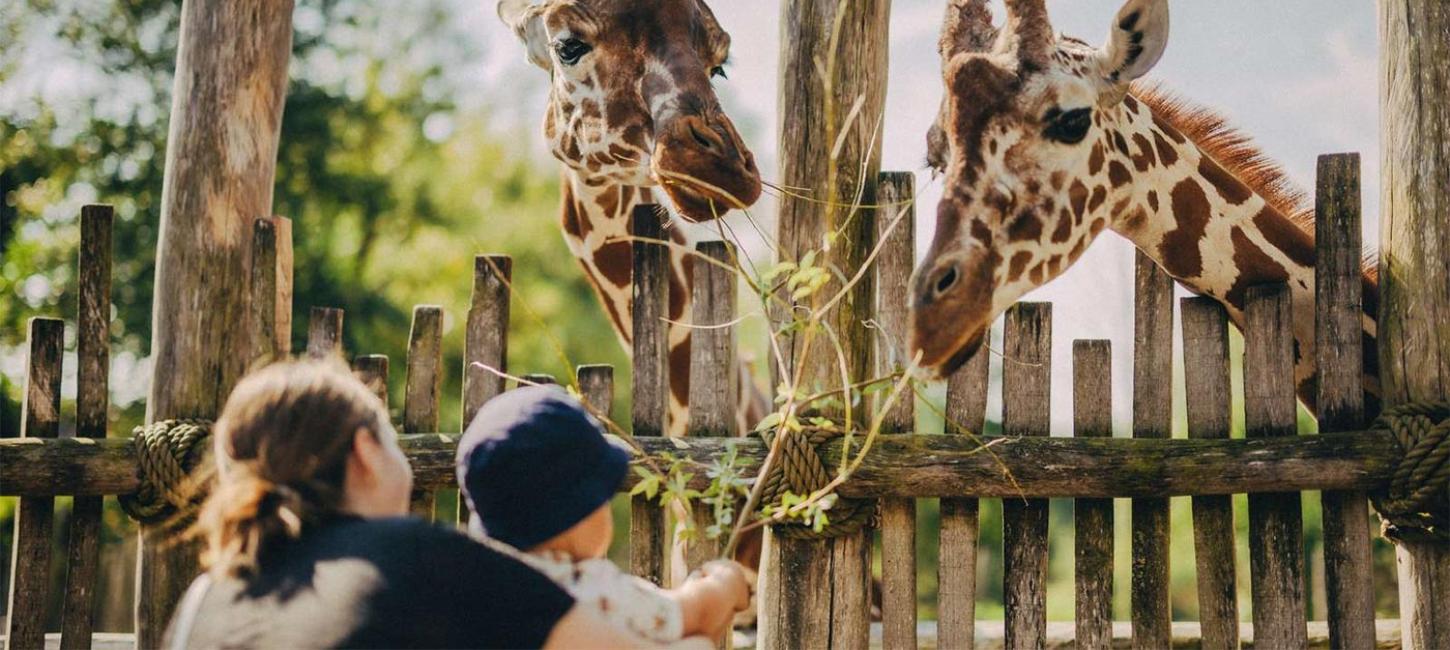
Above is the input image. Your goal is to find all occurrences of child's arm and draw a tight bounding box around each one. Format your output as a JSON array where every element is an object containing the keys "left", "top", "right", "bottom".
[{"left": 670, "top": 560, "right": 752, "bottom": 641}]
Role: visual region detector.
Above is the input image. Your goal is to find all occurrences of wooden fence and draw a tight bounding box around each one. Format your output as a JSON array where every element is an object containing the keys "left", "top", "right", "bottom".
[{"left": 0, "top": 152, "right": 1425, "bottom": 649}]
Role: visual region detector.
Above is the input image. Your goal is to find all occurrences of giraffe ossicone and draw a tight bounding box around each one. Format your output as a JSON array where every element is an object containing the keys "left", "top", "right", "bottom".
[
  {"left": 913, "top": 0, "right": 1380, "bottom": 414},
  {"left": 497, "top": 0, "right": 765, "bottom": 437}
]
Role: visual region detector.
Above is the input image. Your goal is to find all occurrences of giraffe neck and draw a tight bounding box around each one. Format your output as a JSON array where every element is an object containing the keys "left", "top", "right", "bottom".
[
  {"left": 558, "top": 168, "right": 698, "bottom": 435},
  {"left": 1101, "top": 95, "right": 1380, "bottom": 414}
]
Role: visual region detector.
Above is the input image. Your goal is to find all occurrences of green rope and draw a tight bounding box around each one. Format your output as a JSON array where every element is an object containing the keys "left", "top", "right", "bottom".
[
  {"left": 754, "top": 428, "right": 874, "bottom": 539},
  {"left": 119, "top": 419, "right": 212, "bottom": 524},
  {"left": 1371, "top": 401, "right": 1450, "bottom": 543}
]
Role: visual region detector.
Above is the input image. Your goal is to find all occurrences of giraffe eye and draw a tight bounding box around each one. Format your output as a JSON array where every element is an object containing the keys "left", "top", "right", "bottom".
[
  {"left": 554, "top": 38, "right": 592, "bottom": 66},
  {"left": 1042, "top": 107, "right": 1093, "bottom": 144},
  {"left": 710, "top": 65, "right": 727, "bottom": 80}
]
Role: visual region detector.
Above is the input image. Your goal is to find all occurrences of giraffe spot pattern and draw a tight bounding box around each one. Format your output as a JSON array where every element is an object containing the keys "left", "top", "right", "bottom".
[
  {"left": 1198, "top": 156, "right": 1253, "bottom": 205},
  {"left": 1159, "top": 179, "right": 1211, "bottom": 278},
  {"left": 1251, "top": 204, "right": 1316, "bottom": 269},
  {"left": 1224, "top": 226, "right": 1289, "bottom": 309},
  {"left": 1008, "top": 250, "right": 1033, "bottom": 281},
  {"left": 1130, "top": 133, "right": 1156, "bottom": 171},
  {"left": 1008, "top": 209, "right": 1043, "bottom": 242},
  {"left": 1107, "top": 160, "right": 1131, "bottom": 188},
  {"left": 1152, "top": 130, "right": 1178, "bottom": 166}
]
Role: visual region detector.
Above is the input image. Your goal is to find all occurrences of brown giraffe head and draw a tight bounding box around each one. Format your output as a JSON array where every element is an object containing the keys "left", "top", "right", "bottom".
[
  {"left": 911, "top": 0, "right": 1170, "bottom": 374},
  {"left": 498, "top": 0, "right": 761, "bottom": 221}
]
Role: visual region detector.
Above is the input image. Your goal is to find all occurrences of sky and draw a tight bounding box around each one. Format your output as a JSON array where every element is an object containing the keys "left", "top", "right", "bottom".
[{"left": 463, "top": 0, "right": 1380, "bottom": 435}]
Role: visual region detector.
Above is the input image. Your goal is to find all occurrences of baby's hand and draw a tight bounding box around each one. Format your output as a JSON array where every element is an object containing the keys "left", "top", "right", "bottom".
[
  {"left": 698, "top": 560, "right": 752, "bottom": 612},
  {"left": 680, "top": 560, "right": 753, "bottom": 641}
]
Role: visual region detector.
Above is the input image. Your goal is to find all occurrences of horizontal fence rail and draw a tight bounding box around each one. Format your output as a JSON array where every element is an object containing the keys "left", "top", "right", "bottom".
[{"left": 2, "top": 428, "right": 1404, "bottom": 499}]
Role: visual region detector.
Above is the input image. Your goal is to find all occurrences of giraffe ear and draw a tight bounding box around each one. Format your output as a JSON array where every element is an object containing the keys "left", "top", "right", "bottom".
[
  {"left": 1094, "top": 0, "right": 1169, "bottom": 101},
  {"left": 497, "top": 0, "right": 552, "bottom": 70}
]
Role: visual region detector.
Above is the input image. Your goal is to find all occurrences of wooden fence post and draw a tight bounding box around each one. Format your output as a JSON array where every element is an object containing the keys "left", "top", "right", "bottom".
[
  {"left": 1244, "top": 283, "right": 1308, "bottom": 647},
  {"left": 577, "top": 365, "right": 615, "bottom": 419},
  {"left": 307, "top": 307, "right": 344, "bottom": 359},
  {"left": 5, "top": 318, "right": 63, "bottom": 650},
  {"left": 1315, "top": 153, "right": 1376, "bottom": 649},
  {"left": 761, "top": 1, "right": 889, "bottom": 647},
  {"left": 1379, "top": 3, "right": 1450, "bottom": 647},
  {"left": 249, "top": 217, "right": 293, "bottom": 363},
  {"left": 1073, "top": 340, "right": 1113, "bottom": 650},
  {"left": 138, "top": 1, "right": 294, "bottom": 643},
  {"left": 1001, "top": 303, "right": 1051, "bottom": 650},
  {"left": 59, "top": 206, "right": 112, "bottom": 650},
  {"left": 353, "top": 355, "right": 390, "bottom": 409},
  {"left": 686, "top": 240, "right": 738, "bottom": 571},
  {"left": 404, "top": 306, "right": 443, "bottom": 520},
  {"left": 940, "top": 338, "right": 990, "bottom": 650},
  {"left": 630, "top": 205, "right": 669, "bottom": 586},
  {"left": 1131, "top": 252, "right": 1173, "bottom": 649},
  {"left": 875, "top": 172, "right": 917, "bottom": 649},
  {"left": 1180, "top": 297, "right": 1239, "bottom": 650}
]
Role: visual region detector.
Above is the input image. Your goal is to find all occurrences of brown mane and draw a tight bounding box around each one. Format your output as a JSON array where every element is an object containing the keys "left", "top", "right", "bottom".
[{"left": 1132, "top": 83, "right": 1377, "bottom": 281}]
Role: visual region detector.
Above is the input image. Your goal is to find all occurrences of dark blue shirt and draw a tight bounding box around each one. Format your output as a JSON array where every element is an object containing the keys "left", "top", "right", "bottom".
[{"left": 166, "top": 516, "right": 575, "bottom": 649}]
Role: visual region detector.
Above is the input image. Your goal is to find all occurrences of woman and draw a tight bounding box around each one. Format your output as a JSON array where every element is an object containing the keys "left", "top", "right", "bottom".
[{"left": 166, "top": 358, "right": 684, "bottom": 648}]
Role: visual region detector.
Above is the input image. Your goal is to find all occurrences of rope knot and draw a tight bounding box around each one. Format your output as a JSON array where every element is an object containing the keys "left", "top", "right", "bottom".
[
  {"left": 1371, "top": 401, "right": 1450, "bottom": 543},
  {"left": 119, "top": 419, "right": 213, "bottom": 524},
  {"left": 754, "top": 427, "right": 874, "bottom": 538}
]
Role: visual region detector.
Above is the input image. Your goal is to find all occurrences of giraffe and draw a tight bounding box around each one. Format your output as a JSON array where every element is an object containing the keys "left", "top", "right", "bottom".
[
  {"left": 496, "top": 0, "right": 766, "bottom": 437},
  {"left": 911, "top": 0, "right": 1380, "bottom": 415},
  {"left": 495, "top": 0, "right": 770, "bottom": 611}
]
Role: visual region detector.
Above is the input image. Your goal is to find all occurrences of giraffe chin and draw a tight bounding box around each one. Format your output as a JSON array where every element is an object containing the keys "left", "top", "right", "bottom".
[
  {"left": 660, "top": 181, "right": 743, "bottom": 222},
  {"left": 919, "top": 329, "right": 985, "bottom": 379}
]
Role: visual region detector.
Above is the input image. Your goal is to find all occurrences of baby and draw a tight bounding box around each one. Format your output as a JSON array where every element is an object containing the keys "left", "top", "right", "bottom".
[{"left": 457, "top": 385, "right": 751, "bottom": 645}]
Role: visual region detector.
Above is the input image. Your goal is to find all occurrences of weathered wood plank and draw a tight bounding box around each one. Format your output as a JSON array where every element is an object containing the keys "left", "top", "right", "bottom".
[
  {"left": 1073, "top": 340, "right": 1113, "bottom": 650},
  {"left": 577, "top": 365, "right": 615, "bottom": 420},
  {"left": 6, "top": 318, "right": 64, "bottom": 650},
  {"left": 630, "top": 205, "right": 669, "bottom": 586},
  {"left": 2, "top": 430, "right": 1409, "bottom": 500},
  {"left": 59, "top": 206, "right": 112, "bottom": 650},
  {"left": 1131, "top": 252, "right": 1173, "bottom": 649},
  {"left": 1378, "top": 4, "right": 1450, "bottom": 644},
  {"left": 269, "top": 216, "right": 293, "bottom": 356},
  {"left": 352, "top": 355, "right": 390, "bottom": 409},
  {"left": 464, "top": 254, "right": 511, "bottom": 428},
  {"left": 939, "top": 338, "right": 990, "bottom": 650},
  {"left": 1244, "top": 284, "right": 1308, "bottom": 648},
  {"left": 1001, "top": 303, "right": 1051, "bottom": 650},
  {"left": 306, "top": 307, "right": 344, "bottom": 360},
  {"left": 761, "top": 1, "right": 889, "bottom": 646},
  {"left": 138, "top": 2, "right": 294, "bottom": 641},
  {"left": 876, "top": 171, "right": 917, "bottom": 650},
  {"left": 404, "top": 306, "right": 443, "bottom": 521},
  {"left": 686, "top": 241, "right": 737, "bottom": 571},
  {"left": 1180, "top": 297, "right": 1240, "bottom": 650},
  {"left": 1315, "top": 152, "right": 1376, "bottom": 650},
  {"left": 249, "top": 217, "right": 280, "bottom": 364}
]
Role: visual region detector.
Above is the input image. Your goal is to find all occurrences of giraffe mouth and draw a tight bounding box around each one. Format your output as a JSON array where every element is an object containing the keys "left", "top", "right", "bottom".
[{"left": 658, "top": 176, "right": 743, "bottom": 222}]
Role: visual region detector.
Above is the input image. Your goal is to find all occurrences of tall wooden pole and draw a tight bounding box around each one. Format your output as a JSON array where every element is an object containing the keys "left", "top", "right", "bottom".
[
  {"left": 759, "top": 2, "right": 890, "bottom": 648},
  {"left": 138, "top": 1, "right": 294, "bottom": 645},
  {"left": 1378, "top": 3, "right": 1450, "bottom": 648}
]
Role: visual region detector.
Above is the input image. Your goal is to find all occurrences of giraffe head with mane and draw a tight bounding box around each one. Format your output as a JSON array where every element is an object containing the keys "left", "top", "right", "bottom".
[
  {"left": 498, "top": 0, "right": 761, "bottom": 220},
  {"left": 910, "top": 0, "right": 1379, "bottom": 411}
]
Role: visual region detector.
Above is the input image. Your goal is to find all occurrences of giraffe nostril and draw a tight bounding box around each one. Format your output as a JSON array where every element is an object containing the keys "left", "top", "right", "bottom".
[{"left": 688, "top": 120, "right": 723, "bottom": 154}]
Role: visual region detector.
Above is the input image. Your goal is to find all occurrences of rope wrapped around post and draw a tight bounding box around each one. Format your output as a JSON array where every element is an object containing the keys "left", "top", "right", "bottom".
[
  {"left": 118, "top": 419, "right": 213, "bottom": 524},
  {"left": 754, "top": 428, "right": 874, "bottom": 538},
  {"left": 1371, "top": 401, "right": 1450, "bottom": 543}
]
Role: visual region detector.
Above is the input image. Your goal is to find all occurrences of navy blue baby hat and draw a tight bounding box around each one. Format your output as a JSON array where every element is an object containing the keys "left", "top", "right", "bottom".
[{"left": 456, "top": 385, "right": 631, "bottom": 549}]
